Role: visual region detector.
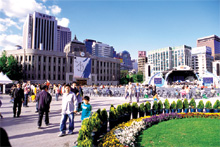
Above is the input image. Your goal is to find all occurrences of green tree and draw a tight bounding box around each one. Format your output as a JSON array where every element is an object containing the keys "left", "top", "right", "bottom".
[
  {"left": 7, "top": 55, "right": 23, "bottom": 80},
  {"left": 0, "top": 51, "right": 23, "bottom": 81},
  {"left": 0, "top": 50, "right": 8, "bottom": 73}
]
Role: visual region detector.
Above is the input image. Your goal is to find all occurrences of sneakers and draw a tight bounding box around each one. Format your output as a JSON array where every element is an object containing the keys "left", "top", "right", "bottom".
[
  {"left": 68, "top": 132, "right": 74, "bottom": 135},
  {"left": 58, "top": 132, "right": 66, "bottom": 137},
  {"left": 38, "top": 126, "right": 42, "bottom": 129}
]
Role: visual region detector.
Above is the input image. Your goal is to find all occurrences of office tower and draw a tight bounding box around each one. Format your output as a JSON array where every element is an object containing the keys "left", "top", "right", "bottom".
[{"left": 57, "top": 25, "right": 71, "bottom": 52}]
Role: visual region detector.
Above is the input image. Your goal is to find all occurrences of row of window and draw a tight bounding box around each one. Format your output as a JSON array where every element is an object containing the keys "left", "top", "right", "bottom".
[{"left": 24, "top": 73, "right": 65, "bottom": 81}]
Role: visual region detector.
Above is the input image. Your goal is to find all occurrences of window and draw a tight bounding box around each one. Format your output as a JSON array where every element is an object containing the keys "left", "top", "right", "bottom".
[
  {"left": 38, "top": 65, "right": 41, "bottom": 70},
  {"left": 58, "top": 58, "right": 61, "bottom": 64},
  {"left": 25, "top": 56, "right": 27, "bottom": 61},
  {"left": 38, "top": 74, "right": 40, "bottom": 79},
  {"left": 39, "top": 56, "right": 41, "bottom": 62},
  {"left": 54, "top": 66, "right": 56, "bottom": 71},
  {"left": 70, "top": 67, "right": 72, "bottom": 72},
  {"left": 58, "top": 66, "right": 60, "bottom": 71},
  {"left": 54, "top": 57, "right": 56, "bottom": 63},
  {"left": 43, "top": 74, "right": 45, "bottom": 79},
  {"left": 63, "top": 58, "right": 66, "bottom": 64},
  {"left": 53, "top": 75, "right": 56, "bottom": 80},
  {"left": 49, "top": 66, "right": 50, "bottom": 71},
  {"left": 63, "top": 75, "right": 65, "bottom": 80},
  {"left": 29, "top": 56, "right": 31, "bottom": 61},
  {"left": 48, "top": 74, "right": 51, "bottom": 80},
  {"left": 63, "top": 66, "right": 65, "bottom": 72},
  {"left": 43, "top": 66, "right": 46, "bottom": 71},
  {"left": 49, "top": 57, "right": 51, "bottom": 63},
  {"left": 58, "top": 75, "right": 60, "bottom": 80}
]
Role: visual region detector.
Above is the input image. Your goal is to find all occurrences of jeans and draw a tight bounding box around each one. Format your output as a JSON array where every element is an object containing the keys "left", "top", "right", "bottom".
[
  {"left": 55, "top": 93, "right": 59, "bottom": 101},
  {"left": 36, "top": 102, "right": 38, "bottom": 111},
  {"left": 23, "top": 94, "right": 29, "bottom": 106},
  {"left": 38, "top": 110, "right": 49, "bottom": 127},
  {"left": 60, "top": 113, "right": 74, "bottom": 133},
  {"left": 136, "top": 92, "right": 140, "bottom": 102}
]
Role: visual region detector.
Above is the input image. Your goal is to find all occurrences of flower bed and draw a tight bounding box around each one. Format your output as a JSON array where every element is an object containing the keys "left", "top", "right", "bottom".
[{"left": 99, "top": 113, "right": 220, "bottom": 147}]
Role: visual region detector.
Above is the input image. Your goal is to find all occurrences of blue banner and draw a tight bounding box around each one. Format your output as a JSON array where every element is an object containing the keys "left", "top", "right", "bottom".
[
  {"left": 154, "top": 78, "right": 162, "bottom": 84},
  {"left": 203, "top": 77, "right": 213, "bottom": 84}
]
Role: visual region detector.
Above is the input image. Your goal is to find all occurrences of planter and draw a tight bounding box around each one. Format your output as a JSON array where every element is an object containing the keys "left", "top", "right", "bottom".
[
  {"left": 139, "top": 111, "right": 145, "bottom": 117},
  {"left": 190, "top": 108, "right": 196, "bottom": 113},
  {"left": 165, "top": 109, "right": 170, "bottom": 114},
  {"left": 205, "top": 109, "right": 211, "bottom": 113},
  {"left": 177, "top": 109, "right": 182, "bottom": 113},
  {"left": 100, "top": 121, "right": 107, "bottom": 134},
  {"left": 146, "top": 110, "right": 151, "bottom": 116},
  {"left": 124, "top": 113, "right": 130, "bottom": 122},
  {"left": 92, "top": 130, "right": 100, "bottom": 145},
  {"left": 118, "top": 115, "right": 123, "bottom": 124},
  {"left": 197, "top": 108, "right": 203, "bottom": 112},
  {"left": 152, "top": 110, "right": 157, "bottom": 115},
  {"left": 132, "top": 112, "right": 138, "bottom": 119},
  {"left": 184, "top": 108, "right": 189, "bottom": 113},
  {"left": 158, "top": 109, "right": 163, "bottom": 114},
  {"left": 109, "top": 119, "right": 118, "bottom": 130},
  {"left": 171, "top": 109, "right": 176, "bottom": 113},
  {"left": 213, "top": 109, "right": 218, "bottom": 113}
]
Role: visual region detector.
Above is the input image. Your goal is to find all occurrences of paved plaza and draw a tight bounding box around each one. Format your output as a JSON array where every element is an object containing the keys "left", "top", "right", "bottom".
[{"left": 0, "top": 94, "right": 219, "bottom": 147}]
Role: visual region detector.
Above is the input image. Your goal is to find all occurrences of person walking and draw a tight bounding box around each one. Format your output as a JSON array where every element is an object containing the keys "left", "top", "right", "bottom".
[
  {"left": 23, "top": 84, "right": 30, "bottom": 107},
  {"left": 36, "top": 85, "right": 52, "bottom": 129},
  {"left": 55, "top": 84, "right": 60, "bottom": 101},
  {"left": 135, "top": 83, "right": 141, "bottom": 102},
  {"left": 12, "top": 83, "right": 24, "bottom": 117},
  {"left": 128, "top": 82, "right": 133, "bottom": 103},
  {"left": 58, "top": 84, "right": 78, "bottom": 137}
]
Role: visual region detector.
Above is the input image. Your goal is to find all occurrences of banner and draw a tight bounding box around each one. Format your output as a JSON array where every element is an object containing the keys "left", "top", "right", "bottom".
[
  {"left": 154, "top": 78, "right": 162, "bottom": 84},
  {"left": 203, "top": 77, "right": 213, "bottom": 84},
  {"left": 74, "top": 57, "right": 91, "bottom": 78}
]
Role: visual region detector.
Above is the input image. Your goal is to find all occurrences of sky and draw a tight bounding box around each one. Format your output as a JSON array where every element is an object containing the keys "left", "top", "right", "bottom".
[{"left": 0, "top": 0, "right": 219, "bottom": 60}]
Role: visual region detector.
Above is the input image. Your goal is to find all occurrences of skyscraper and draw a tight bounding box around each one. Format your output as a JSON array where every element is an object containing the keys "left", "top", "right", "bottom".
[
  {"left": 57, "top": 25, "right": 71, "bottom": 52},
  {"left": 23, "top": 11, "right": 72, "bottom": 52},
  {"left": 92, "top": 42, "right": 114, "bottom": 58},
  {"left": 197, "top": 35, "right": 220, "bottom": 60},
  {"left": 84, "top": 39, "right": 96, "bottom": 54}
]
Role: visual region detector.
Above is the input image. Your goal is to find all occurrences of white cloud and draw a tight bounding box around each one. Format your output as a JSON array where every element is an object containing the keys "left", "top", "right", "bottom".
[
  {"left": 41, "top": 0, "right": 47, "bottom": 2},
  {"left": 49, "top": 5, "right": 61, "bottom": 15},
  {"left": 57, "top": 18, "right": 70, "bottom": 27},
  {"left": 0, "top": 34, "right": 23, "bottom": 50},
  {"left": 0, "top": 18, "right": 22, "bottom": 32}
]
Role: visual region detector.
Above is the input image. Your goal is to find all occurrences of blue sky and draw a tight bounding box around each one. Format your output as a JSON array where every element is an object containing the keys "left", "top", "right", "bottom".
[{"left": 0, "top": 0, "right": 219, "bottom": 59}]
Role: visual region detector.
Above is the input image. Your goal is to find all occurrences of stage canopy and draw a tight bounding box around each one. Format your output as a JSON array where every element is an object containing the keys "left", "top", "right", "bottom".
[{"left": 0, "top": 72, "right": 12, "bottom": 84}]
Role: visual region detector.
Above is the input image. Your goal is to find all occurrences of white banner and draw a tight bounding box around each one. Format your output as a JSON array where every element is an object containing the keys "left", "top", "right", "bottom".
[{"left": 74, "top": 57, "right": 91, "bottom": 78}]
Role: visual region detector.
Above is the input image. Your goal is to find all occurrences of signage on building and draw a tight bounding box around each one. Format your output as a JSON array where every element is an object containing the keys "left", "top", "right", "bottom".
[
  {"left": 203, "top": 77, "right": 213, "bottom": 84},
  {"left": 74, "top": 57, "right": 91, "bottom": 78},
  {"left": 138, "top": 51, "right": 146, "bottom": 57},
  {"left": 176, "top": 65, "right": 191, "bottom": 70},
  {"left": 154, "top": 78, "right": 162, "bottom": 84}
]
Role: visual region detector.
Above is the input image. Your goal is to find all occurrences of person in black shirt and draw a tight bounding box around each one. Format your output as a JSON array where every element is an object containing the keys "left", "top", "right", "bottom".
[{"left": 12, "top": 83, "right": 24, "bottom": 117}]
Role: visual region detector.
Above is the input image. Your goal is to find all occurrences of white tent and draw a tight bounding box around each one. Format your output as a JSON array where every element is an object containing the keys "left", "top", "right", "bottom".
[
  {"left": 0, "top": 72, "right": 12, "bottom": 94},
  {"left": 0, "top": 72, "right": 12, "bottom": 84}
]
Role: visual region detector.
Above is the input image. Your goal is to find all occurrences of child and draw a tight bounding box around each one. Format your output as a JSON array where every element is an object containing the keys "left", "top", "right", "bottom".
[
  {"left": 153, "top": 92, "right": 159, "bottom": 102},
  {"left": 81, "top": 96, "right": 92, "bottom": 121}
]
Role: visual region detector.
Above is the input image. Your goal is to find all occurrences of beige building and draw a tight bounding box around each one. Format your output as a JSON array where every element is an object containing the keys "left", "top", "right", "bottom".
[{"left": 1, "top": 37, "right": 120, "bottom": 85}]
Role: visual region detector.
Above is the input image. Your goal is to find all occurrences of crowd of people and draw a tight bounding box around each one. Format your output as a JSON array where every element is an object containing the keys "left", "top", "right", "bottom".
[{"left": 7, "top": 81, "right": 91, "bottom": 137}]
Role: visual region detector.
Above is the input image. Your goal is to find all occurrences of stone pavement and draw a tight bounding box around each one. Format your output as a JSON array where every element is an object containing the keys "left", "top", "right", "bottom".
[{"left": 0, "top": 94, "right": 219, "bottom": 147}]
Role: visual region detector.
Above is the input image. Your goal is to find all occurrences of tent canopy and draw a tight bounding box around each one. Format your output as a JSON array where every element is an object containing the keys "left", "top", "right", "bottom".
[{"left": 0, "top": 72, "right": 13, "bottom": 84}]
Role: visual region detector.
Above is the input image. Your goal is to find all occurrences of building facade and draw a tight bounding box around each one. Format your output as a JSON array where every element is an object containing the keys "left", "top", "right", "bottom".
[
  {"left": 84, "top": 39, "right": 96, "bottom": 54},
  {"left": 23, "top": 11, "right": 71, "bottom": 52},
  {"left": 116, "top": 51, "right": 133, "bottom": 70},
  {"left": 212, "top": 60, "right": 220, "bottom": 77},
  {"left": 147, "top": 45, "right": 191, "bottom": 75},
  {"left": 197, "top": 35, "right": 220, "bottom": 60},
  {"left": 138, "top": 51, "right": 147, "bottom": 73},
  {"left": 2, "top": 38, "right": 120, "bottom": 85},
  {"left": 57, "top": 25, "right": 71, "bottom": 52},
  {"left": 92, "top": 42, "right": 114, "bottom": 58},
  {"left": 191, "top": 46, "right": 214, "bottom": 76}
]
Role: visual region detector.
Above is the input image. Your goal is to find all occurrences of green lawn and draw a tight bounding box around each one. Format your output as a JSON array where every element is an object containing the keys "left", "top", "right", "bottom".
[{"left": 136, "top": 118, "right": 220, "bottom": 147}]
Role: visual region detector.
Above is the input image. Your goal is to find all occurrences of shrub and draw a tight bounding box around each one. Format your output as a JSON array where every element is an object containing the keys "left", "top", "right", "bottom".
[
  {"left": 177, "top": 99, "right": 183, "bottom": 109},
  {"left": 183, "top": 98, "right": 189, "bottom": 109},
  {"left": 152, "top": 101, "right": 158, "bottom": 110},
  {"left": 189, "top": 98, "right": 196, "bottom": 109},
  {"left": 90, "top": 112, "right": 101, "bottom": 131},
  {"left": 101, "top": 108, "right": 108, "bottom": 122},
  {"left": 158, "top": 100, "right": 163, "bottom": 110},
  {"left": 170, "top": 101, "right": 176, "bottom": 109},
  {"left": 127, "top": 103, "right": 132, "bottom": 114},
  {"left": 145, "top": 101, "right": 151, "bottom": 112},
  {"left": 205, "top": 101, "right": 212, "bottom": 109},
  {"left": 116, "top": 105, "right": 123, "bottom": 115},
  {"left": 213, "top": 100, "right": 219, "bottom": 109},
  {"left": 197, "top": 100, "right": 204, "bottom": 109},
  {"left": 109, "top": 105, "right": 118, "bottom": 120},
  {"left": 164, "top": 99, "right": 170, "bottom": 109},
  {"left": 131, "top": 102, "right": 139, "bottom": 113},
  {"left": 139, "top": 103, "right": 145, "bottom": 113}
]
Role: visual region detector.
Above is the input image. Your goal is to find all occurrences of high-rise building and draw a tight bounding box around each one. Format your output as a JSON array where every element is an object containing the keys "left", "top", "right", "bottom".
[
  {"left": 197, "top": 35, "right": 220, "bottom": 60},
  {"left": 191, "top": 46, "right": 213, "bottom": 75},
  {"left": 131, "top": 59, "right": 138, "bottom": 72},
  {"left": 117, "top": 50, "right": 133, "bottom": 70},
  {"left": 147, "top": 45, "right": 192, "bottom": 75},
  {"left": 138, "top": 51, "right": 147, "bottom": 77},
  {"left": 92, "top": 42, "right": 114, "bottom": 58},
  {"left": 84, "top": 39, "right": 96, "bottom": 54},
  {"left": 57, "top": 25, "right": 71, "bottom": 52},
  {"left": 23, "top": 11, "right": 71, "bottom": 52}
]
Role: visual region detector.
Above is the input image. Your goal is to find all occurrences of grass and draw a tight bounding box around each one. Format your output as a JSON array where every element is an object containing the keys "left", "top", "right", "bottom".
[{"left": 136, "top": 118, "right": 220, "bottom": 147}]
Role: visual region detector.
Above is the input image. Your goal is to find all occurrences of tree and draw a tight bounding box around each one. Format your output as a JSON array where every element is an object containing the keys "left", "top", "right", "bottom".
[
  {"left": 0, "top": 50, "right": 8, "bottom": 73},
  {"left": 0, "top": 51, "right": 23, "bottom": 81},
  {"left": 7, "top": 55, "right": 23, "bottom": 80}
]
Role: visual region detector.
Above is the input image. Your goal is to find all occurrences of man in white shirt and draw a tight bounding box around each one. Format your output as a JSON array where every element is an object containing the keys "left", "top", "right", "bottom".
[{"left": 58, "top": 84, "right": 78, "bottom": 137}]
